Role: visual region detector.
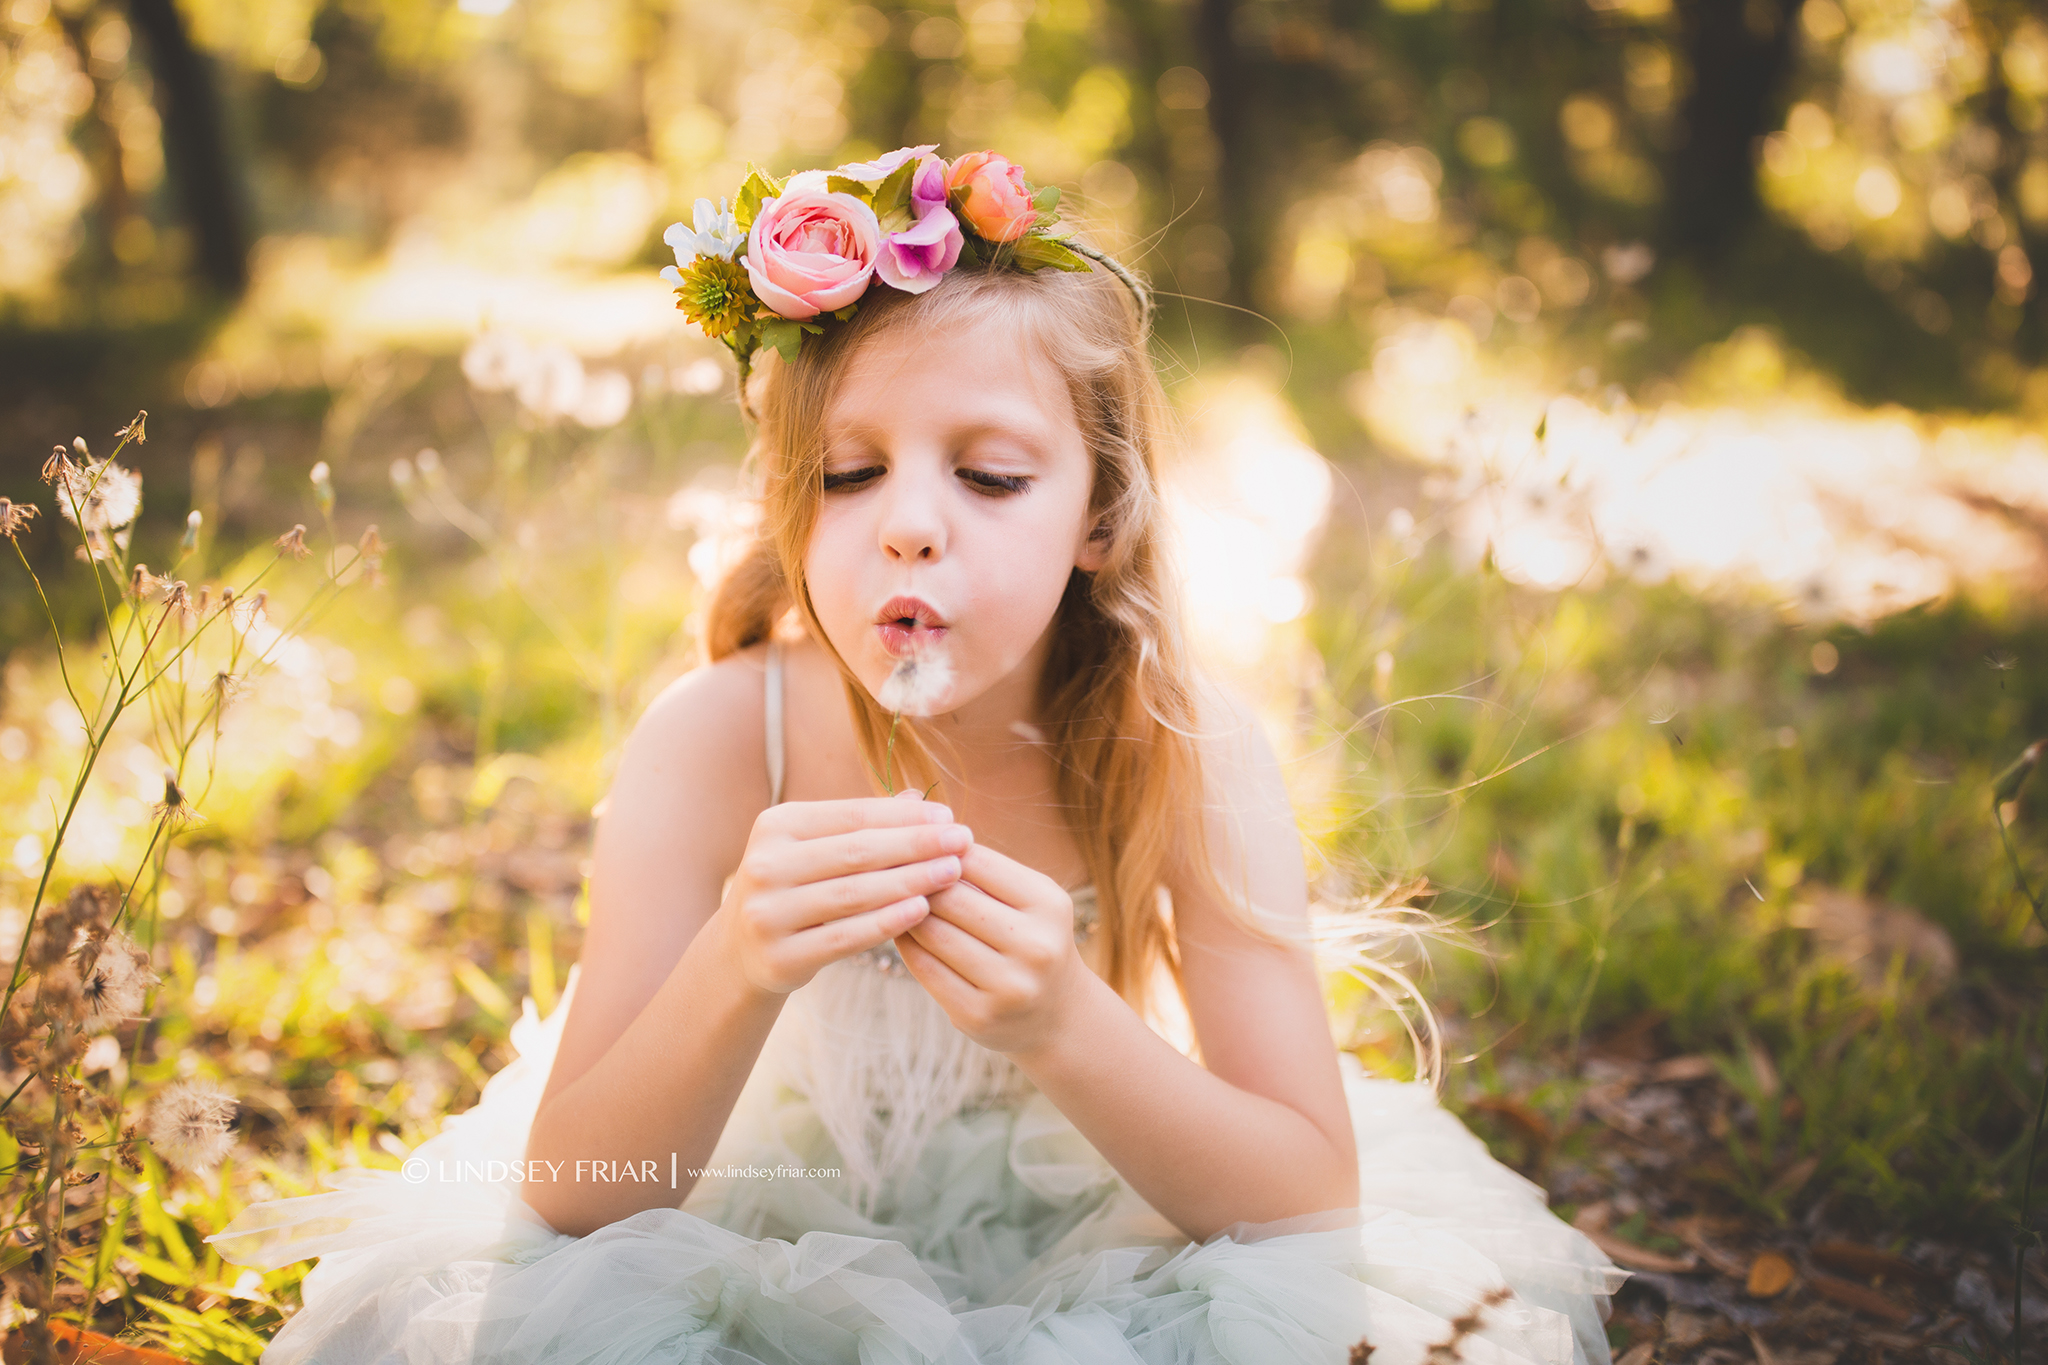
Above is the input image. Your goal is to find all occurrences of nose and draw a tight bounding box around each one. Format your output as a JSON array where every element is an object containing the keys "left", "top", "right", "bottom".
[{"left": 877, "top": 459, "right": 946, "bottom": 564}]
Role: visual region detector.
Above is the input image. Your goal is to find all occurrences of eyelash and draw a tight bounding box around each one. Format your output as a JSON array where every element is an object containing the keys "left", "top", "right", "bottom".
[{"left": 820, "top": 466, "right": 1032, "bottom": 496}]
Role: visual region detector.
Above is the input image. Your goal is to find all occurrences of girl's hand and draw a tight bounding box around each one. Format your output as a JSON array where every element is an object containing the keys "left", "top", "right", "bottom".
[
  {"left": 716, "top": 796, "right": 971, "bottom": 996},
  {"left": 895, "top": 843, "right": 1088, "bottom": 1055}
]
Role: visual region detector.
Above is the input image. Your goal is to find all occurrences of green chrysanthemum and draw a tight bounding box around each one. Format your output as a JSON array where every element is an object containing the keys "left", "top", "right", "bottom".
[{"left": 672, "top": 255, "right": 755, "bottom": 340}]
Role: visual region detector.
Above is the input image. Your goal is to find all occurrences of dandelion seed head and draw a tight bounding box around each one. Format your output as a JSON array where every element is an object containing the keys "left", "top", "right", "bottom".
[
  {"left": 145, "top": 1078, "right": 237, "bottom": 1174},
  {"left": 275, "top": 524, "right": 308, "bottom": 559},
  {"left": 876, "top": 647, "right": 956, "bottom": 718},
  {"left": 52, "top": 460, "right": 141, "bottom": 533},
  {"left": 78, "top": 932, "right": 154, "bottom": 1023}
]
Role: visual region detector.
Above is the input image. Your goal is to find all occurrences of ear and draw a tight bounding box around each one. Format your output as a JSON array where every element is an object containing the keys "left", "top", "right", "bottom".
[{"left": 1075, "top": 515, "right": 1111, "bottom": 573}]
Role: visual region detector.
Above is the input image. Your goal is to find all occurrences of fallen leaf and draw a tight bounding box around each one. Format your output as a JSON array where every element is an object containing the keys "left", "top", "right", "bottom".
[
  {"left": 1806, "top": 1269, "right": 1916, "bottom": 1323},
  {"left": 1788, "top": 886, "right": 1958, "bottom": 993},
  {"left": 1469, "top": 1094, "right": 1555, "bottom": 1147},
  {"left": 1650, "top": 1054, "right": 1718, "bottom": 1083},
  {"left": 1584, "top": 1227, "right": 1701, "bottom": 1274},
  {"left": 1747, "top": 1330, "right": 1782, "bottom": 1365},
  {"left": 1747, "top": 1251, "right": 1796, "bottom": 1298},
  {"left": 1766, "top": 1155, "right": 1820, "bottom": 1199},
  {"left": 1810, "top": 1239, "right": 1939, "bottom": 1285},
  {"left": 1668, "top": 1219, "right": 1748, "bottom": 1278},
  {"left": 2, "top": 1322, "right": 189, "bottom": 1365},
  {"left": 1614, "top": 1344, "right": 1657, "bottom": 1365}
]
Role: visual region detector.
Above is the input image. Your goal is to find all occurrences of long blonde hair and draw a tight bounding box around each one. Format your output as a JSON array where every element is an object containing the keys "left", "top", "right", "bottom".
[{"left": 702, "top": 254, "right": 1300, "bottom": 1014}]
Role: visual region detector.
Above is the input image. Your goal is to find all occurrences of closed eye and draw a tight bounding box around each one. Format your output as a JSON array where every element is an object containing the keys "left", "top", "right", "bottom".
[
  {"left": 822, "top": 465, "right": 884, "bottom": 492},
  {"left": 959, "top": 469, "right": 1031, "bottom": 495}
]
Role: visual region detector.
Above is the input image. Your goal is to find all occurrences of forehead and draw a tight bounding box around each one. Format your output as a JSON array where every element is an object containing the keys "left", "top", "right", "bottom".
[{"left": 823, "top": 315, "right": 1080, "bottom": 449}]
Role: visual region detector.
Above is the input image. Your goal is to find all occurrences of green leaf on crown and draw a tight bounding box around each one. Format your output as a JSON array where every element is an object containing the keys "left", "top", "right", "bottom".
[
  {"left": 831, "top": 302, "right": 860, "bottom": 321},
  {"left": 735, "top": 166, "right": 783, "bottom": 232},
  {"left": 1010, "top": 235, "right": 1090, "bottom": 273},
  {"left": 871, "top": 158, "right": 921, "bottom": 234},
  {"left": 760, "top": 317, "right": 824, "bottom": 365},
  {"left": 954, "top": 235, "right": 985, "bottom": 268},
  {"left": 1031, "top": 185, "right": 1061, "bottom": 214},
  {"left": 826, "top": 174, "right": 876, "bottom": 204}
]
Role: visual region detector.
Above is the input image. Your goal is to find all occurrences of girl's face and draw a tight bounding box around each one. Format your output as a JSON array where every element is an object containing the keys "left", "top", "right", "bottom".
[{"left": 805, "top": 315, "right": 1104, "bottom": 720}]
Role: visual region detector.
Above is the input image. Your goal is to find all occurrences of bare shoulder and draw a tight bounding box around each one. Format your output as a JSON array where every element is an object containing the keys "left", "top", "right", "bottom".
[
  {"left": 1170, "top": 672, "right": 1308, "bottom": 933},
  {"left": 625, "top": 644, "right": 772, "bottom": 783}
]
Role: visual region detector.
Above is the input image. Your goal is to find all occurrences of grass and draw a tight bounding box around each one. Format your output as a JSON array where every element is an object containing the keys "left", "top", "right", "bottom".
[{"left": 1304, "top": 501, "right": 2048, "bottom": 1245}]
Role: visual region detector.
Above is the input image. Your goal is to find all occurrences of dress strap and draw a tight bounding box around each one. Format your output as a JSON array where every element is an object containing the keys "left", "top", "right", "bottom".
[{"left": 764, "top": 638, "right": 786, "bottom": 807}]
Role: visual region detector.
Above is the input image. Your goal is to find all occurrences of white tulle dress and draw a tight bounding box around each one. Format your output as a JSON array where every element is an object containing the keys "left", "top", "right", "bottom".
[{"left": 208, "top": 645, "right": 1627, "bottom": 1365}]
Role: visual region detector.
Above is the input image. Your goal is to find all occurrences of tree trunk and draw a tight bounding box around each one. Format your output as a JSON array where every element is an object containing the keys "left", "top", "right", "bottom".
[
  {"left": 1196, "top": 0, "right": 1255, "bottom": 328},
  {"left": 125, "top": 0, "right": 249, "bottom": 300},
  {"left": 1661, "top": 0, "right": 1807, "bottom": 272}
]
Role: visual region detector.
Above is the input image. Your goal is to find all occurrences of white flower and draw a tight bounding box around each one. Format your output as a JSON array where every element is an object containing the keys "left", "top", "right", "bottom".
[
  {"left": 662, "top": 197, "right": 744, "bottom": 270},
  {"left": 877, "top": 647, "right": 956, "bottom": 718}
]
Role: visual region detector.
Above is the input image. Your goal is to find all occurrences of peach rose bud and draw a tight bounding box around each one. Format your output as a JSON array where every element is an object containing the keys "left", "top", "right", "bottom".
[{"left": 945, "top": 151, "right": 1036, "bottom": 243}]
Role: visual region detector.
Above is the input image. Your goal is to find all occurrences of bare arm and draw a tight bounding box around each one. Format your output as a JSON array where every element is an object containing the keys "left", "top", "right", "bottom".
[
  {"left": 900, "top": 691, "right": 1358, "bottom": 1242},
  {"left": 522, "top": 654, "right": 969, "bottom": 1236}
]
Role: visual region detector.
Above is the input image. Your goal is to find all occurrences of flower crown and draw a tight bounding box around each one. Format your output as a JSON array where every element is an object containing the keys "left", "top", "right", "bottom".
[{"left": 660, "top": 145, "right": 1151, "bottom": 401}]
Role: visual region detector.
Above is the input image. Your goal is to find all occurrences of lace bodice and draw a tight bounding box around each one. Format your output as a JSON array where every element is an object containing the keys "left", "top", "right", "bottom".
[{"left": 757, "top": 638, "right": 1096, "bottom": 1213}]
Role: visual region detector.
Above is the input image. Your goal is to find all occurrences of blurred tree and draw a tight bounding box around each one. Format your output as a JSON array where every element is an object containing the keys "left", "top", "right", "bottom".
[
  {"left": 1661, "top": 0, "right": 1806, "bottom": 273},
  {"left": 126, "top": 0, "right": 249, "bottom": 300}
]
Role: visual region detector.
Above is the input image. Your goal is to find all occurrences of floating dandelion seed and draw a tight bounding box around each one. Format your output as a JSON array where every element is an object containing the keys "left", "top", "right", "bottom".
[
  {"left": 145, "top": 1078, "right": 237, "bottom": 1173},
  {"left": 0, "top": 499, "right": 36, "bottom": 539},
  {"left": 1648, "top": 706, "right": 1678, "bottom": 725},
  {"left": 275, "top": 524, "right": 308, "bottom": 559},
  {"left": 1987, "top": 650, "right": 2018, "bottom": 690}
]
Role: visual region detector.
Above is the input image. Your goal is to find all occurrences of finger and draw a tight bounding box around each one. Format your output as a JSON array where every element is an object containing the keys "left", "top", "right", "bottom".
[
  {"left": 926, "top": 878, "right": 1029, "bottom": 955},
  {"left": 955, "top": 843, "right": 1060, "bottom": 909},
  {"left": 771, "top": 797, "right": 955, "bottom": 840},
  {"left": 759, "top": 856, "right": 963, "bottom": 933},
  {"left": 784, "top": 896, "right": 931, "bottom": 968},
  {"left": 896, "top": 925, "right": 978, "bottom": 1006},
  {"left": 903, "top": 910, "right": 1010, "bottom": 991},
  {"left": 775, "top": 823, "right": 972, "bottom": 885}
]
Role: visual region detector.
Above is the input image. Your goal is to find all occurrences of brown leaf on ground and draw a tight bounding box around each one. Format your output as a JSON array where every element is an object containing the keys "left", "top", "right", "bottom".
[
  {"left": 1809, "top": 1239, "right": 1941, "bottom": 1285},
  {"left": 1787, "top": 886, "right": 1958, "bottom": 992},
  {"left": 1669, "top": 1216, "right": 1749, "bottom": 1278},
  {"left": 1747, "top": 1251, "right": 1796, "bottom": 1297},
  {"left": 1613, "top": 1343, "right": 1656, "bottom": 1365},
  {"left": 1468, "top": 1094, "right": 1555, "bottom": 1147},
  {"left": 1805, "top": 1268, "right": 1917, "bottom": 1323},
  {"left": 1583, "top": 1226, "right": 1700, "bottom": 1274},
  {"left": 1766, "top": 1155, "right": 1820, "bottom": 1199},
  {"left": 2, "top": 1321, "right": 189, "bottom": 1364},
  {"left": 1747, "top": 1329, "right": 1782, "bottom": 1365},
  {"left": 1650, "top": 1054, "right": 1718, "bottom": 1082}
]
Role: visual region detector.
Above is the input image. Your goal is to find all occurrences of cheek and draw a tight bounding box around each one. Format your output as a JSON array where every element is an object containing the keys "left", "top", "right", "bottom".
[{"left": 802, "top": 516, "right": 866, "bottom": 648}]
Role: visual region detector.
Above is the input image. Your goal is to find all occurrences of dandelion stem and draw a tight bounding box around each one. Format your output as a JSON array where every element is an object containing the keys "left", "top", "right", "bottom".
[
  {"left": 1995, "top": 794, "right": 2047, "bottom": 1365},
  {"left": 9, "top": 540, "right": 84, "bottom": 717}
]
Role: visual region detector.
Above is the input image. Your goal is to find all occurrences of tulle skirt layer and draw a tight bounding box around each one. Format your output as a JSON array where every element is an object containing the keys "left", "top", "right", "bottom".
[{"left": 209, "top": 972, "right": 1625, "bottom": 1365}]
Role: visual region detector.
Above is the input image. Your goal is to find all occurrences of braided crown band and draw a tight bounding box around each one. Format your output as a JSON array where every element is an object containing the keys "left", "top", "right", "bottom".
[{"left": 660, "top": 145, "right": 1153, "bottom": 409}]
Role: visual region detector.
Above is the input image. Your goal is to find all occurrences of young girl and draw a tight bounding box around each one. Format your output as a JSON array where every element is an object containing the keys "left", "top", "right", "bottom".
[{"left": 211, "top": 148, "right": 1625, "bottom": 1364}]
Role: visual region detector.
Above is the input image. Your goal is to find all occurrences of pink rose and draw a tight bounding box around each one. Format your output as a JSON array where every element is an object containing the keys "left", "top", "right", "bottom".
[
  {"left": 945, "top": 151, "right": 1036, "bottom": 243},
  {"left": 743, "top": 179, "right": 883, "bottom": 320},
  {"left": 875, "top": 156, "right": 963, "bottom": 295}
]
